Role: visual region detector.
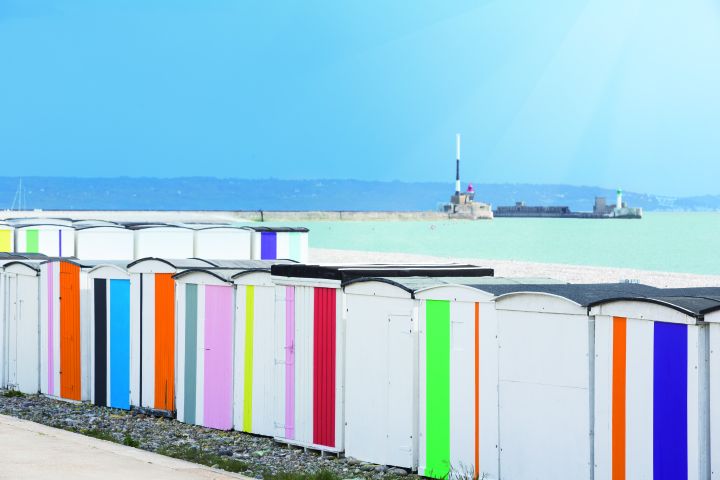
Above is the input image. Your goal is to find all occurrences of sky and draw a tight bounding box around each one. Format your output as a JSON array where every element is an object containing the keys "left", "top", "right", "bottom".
[{"left": 1, "top": 1, "right": 719, "bottom": 196}]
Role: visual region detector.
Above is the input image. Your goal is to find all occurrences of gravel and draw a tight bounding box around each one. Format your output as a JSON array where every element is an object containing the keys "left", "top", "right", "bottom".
[{"left": 0, "top": 391, "right": 419, "bottom": 479}]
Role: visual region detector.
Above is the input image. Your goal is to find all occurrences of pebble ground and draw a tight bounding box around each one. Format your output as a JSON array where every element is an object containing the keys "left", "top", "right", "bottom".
[{"left": 0, "top": 391, "right": 416, "bottom": 480}]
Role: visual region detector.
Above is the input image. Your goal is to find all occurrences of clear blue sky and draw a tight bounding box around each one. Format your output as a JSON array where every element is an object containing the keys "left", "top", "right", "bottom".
[{"left": 1, "top": 1, "right": 719, "bottom": 196}]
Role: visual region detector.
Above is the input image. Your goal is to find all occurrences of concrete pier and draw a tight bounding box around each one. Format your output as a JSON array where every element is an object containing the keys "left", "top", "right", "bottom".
[{"left": 1, "top": 209, "right": 457, "bottom": 222}]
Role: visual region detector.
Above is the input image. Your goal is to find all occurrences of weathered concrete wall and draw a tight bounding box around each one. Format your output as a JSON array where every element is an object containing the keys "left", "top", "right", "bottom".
[{"left": 1, "top": 210, "right": 458, "bottom": 223}]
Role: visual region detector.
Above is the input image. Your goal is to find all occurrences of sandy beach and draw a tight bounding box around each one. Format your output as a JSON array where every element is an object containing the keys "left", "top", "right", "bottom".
[{"left": 311, "top": 248, "right": 720, "bottom": 288}]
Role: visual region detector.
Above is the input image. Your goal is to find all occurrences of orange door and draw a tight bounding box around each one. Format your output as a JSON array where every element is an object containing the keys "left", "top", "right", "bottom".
[
  {"left": 154, "top": 273, "right": 175, "bottom": 411},
  {"left": 59, "top": 262, "right": 81, "bottom": 400}
]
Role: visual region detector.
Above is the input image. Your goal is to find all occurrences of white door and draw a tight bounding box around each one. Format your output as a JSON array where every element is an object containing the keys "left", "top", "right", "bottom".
[
  {"left": 7, "top": 274, "right": 18, "bottom": 388},
  {"left": 15, "top": 274, "right": 39, "bottom": 393},
  {"left": 387, "top": 314, "right": 416, "bottom": 468}
]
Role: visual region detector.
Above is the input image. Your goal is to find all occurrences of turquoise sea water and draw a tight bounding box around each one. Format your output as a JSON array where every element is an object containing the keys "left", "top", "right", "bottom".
[{"left": 276, "top": 213, "right": 720, "bottom": 275}]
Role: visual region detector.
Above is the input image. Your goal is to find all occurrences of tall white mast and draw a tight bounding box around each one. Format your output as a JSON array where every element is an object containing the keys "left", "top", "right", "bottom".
[{"left": 455, "top": 134, "right": 461, "bottom": 195}]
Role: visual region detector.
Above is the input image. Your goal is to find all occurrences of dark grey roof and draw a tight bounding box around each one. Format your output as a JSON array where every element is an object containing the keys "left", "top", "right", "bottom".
[
  {"left": 40, "top": 258, "right": 130, "bottom": 269},
  {"left": 1, "top": 252, "right": 49, "bottom": 260},
  {"left": 206, "top": 259, "right": 297, "bottom": 269},
  {"left": 127, "top": 224, "right": 193, "bottom": 231},
  {"left": 658, "top": 287, "right": 720, "bottom": 297},
  {"left": 242, "top": 226, "right": 310, "bottom": 233},
  {"left": 72, "top": 220, "right": 121, "bottom": 227},
  {"left": 344, "top": 276, "right": 566, "bottom": 295},
  {"left": 272, "top": 264, "right": 494, "bottom": 282},
  {"left": 478, "top": 283, "right": 720, "bottom": 317},
  {"left": 74, "top": 225, "right": 129, "bottom": 231},
  {"left": 479, "top": 283, "right": 664, "bottom": 306}
]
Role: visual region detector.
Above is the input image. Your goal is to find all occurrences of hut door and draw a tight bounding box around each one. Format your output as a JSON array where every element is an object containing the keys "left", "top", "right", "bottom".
[
  {"left": 59, "top": 263, "right": 81, "bottom": 401},
  {"left": 387, "top": 314, "right": 415, "bottom": 468},
  {"left": 154, "top": 273, "right": 175, "bottom": 411},
  {"left": 7, "top": 274, "right": 19, "bottom": 389},
  {"left": 93, "top": 279, "right": 108, "bottom": 406},
  {"left": 109, "top": 279, "right": 130, "bottom": 409},
  {"left": 15, "top": 274, "right": 40, "bottom": 393},
  {"left": 274, "top": 286, "right": 295, "bottom": 439},
  {"left": 203, "top": 285, "right": 233, "bottom": 430}
]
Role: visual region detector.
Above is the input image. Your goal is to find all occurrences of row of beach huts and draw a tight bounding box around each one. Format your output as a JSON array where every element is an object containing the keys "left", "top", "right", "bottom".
[
  {"left": 2, "top": 220, "right": 720, "bottom": 479},
  {"left": 0, "top": 218, "right": 309, "bottom": 262}
]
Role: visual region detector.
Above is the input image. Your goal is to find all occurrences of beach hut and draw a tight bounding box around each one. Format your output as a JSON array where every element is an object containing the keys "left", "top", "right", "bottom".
[
  {"left": 0, "top": 223, "right": 13, "bottom": 253},
  {"left": 193, "top": 226, "right": 252, "bottom": 260},
  {"left": 127, "top": 257, "right": 216, "bottom": 413},
  {"left": 175, "top": 268, "right": 239, "bottom": 430},
  {"left": 589, "top": 293, "right": 718, "bottom": 480},
  {"left": 88, "top": 263, "right": 132, "bottom": 409},
  {"left": 271, "top": 264, "right": 494, "bottom": 453},
  {"left": 691, "top": 293, "right": 720, "bottom": 479},
  {"left": 131, "top": 225, "right": 195, "bottom": 259},
  {"left": 475, "top": 283, "right": 659, "bottom": 480},
  {"left": 232, "top": 266, "right": 287, "bottom": 437},
  {"left": 75, "top": 225, "right": 134, "bottom": 260},
  {"left": 14, "top": 224, "right": 75, "bottom": 257},
  {"left": 39, "top": 258, "right": 93, "bottom": 401},
  {"left": 0, "top": 260, "right": 41, "bottom": 394},
  {"left": 244, "top": 227, "right": 309, "bottom": 263},
  {"left": 342, "top": 277, "right": 562, "bottom": 477}
]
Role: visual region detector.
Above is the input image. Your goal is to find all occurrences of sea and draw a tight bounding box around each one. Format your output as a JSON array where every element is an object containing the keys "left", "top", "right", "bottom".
[{"left": 272, "top": 212, "right": 720, "bottom": 276}]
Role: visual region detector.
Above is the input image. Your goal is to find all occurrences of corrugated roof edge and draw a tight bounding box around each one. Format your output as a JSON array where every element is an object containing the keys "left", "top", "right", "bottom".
[
  {"left": 127, "top": 224, "right": 195, "bottom": 231},
  {"left": 14, "top": 224, "right": 75, "bottom": 229},
  {"left": 74, "top": 225, "right": 129, "bottom": 231},
  {"left": 241, "top": 226, "right": 310, "bottom": 233},
  {"left": 588, "top": 295, "right": 720, "bottom": 318},
  {"left": 172, "top": 268, "right": 236, "bottom": 283},
  {"left": 230, "top": 268, "right": 273, "bottom": 279},
  {"left": 342, "top": 276, "right": 418, "bottom": 294},
  {"left": 0, "top": 261, "right": 41, "bottom": 273},
  {"left": 127, "top": 257, "right": 216, "bottom": 269}
]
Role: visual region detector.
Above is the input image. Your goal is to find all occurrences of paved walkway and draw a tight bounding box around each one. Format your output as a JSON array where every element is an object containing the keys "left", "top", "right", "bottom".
[{"left": 0, "top": 414, "right": 250, "bottom": 480}]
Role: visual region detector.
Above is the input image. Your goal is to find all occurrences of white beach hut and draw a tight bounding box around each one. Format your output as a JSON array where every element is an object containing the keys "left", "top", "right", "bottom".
[
  {"left": 126, "top": 257, "right": 216, "bottom": 414},
  {"left": 476, "top": 284, "right": 660, "bottom": 480},
  {"left": 39, "top": 258, "right": 94, "bottom": 402},
  {"left": 0, "top": 259, "right": 41, "bottom": 394},
  {"left": 589, "top": 294, "right": 716, "bottom": 480},
  {"left": 270, "top": 264, "right": 494, "bottom": 453},
  {"left": 232, "top": 264, "right": 291, "bottom": 437},
  {"left": 14, "top": 223, "right": 75, "bottom": 257},
  {"left": 193, "top": 226, "right": 252, "bottom": 260},
  {"left": 343, "top": 277, "right": 562, "bottom": 477},
  {"left": 75, "top": 225, "right": 134, "bottom": 260},
  {"left": 131, "top": 225, "right": 195, "bottom": 259},
  {"left": 244, "top": 226, "right": 309, "bottom": 263},
  {"left": 689, "top": 293, "right": 720, "bottom": 479},
  {"left": 88, "top": 263, "right": 132, "bottom": 410}
]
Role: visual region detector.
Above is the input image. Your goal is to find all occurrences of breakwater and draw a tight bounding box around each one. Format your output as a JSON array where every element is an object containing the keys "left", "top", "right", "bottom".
[{"left": 2, "top": 210, "right": 453, "bottom": 222}]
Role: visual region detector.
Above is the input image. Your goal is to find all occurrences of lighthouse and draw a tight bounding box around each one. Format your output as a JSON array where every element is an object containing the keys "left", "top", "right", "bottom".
[{"left": 616, "top": 188, "right": 623, "bottom": 210}]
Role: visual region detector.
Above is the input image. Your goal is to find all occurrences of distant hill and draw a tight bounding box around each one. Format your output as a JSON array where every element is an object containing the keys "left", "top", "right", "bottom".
[{"left": 0, "top": 177, "right": 717, "bottom": 212}]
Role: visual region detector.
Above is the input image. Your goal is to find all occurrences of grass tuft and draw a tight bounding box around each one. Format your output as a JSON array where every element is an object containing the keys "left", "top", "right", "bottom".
[
  {"left": 123, "top": 434, "right": 140, "bottom": 448},
  {"left": 2, "top": 390, "right": 25, "bottom": 398},
  {"left": 81, "top": 428, "right": 116, "bottom": 442},
  {"left": 157, "top": 445, "right": 248, "bottom": 474}
]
